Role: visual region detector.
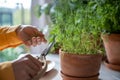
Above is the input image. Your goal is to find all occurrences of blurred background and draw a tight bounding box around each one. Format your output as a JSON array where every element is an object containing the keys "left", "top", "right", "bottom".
[{"left": 0, "top": 0, "right": 51, "bottom": 62}]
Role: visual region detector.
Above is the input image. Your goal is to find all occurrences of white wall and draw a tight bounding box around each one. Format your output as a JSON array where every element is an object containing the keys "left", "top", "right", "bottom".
[{"left": 30, "top": 0, "right": 52, "bottom": 54}]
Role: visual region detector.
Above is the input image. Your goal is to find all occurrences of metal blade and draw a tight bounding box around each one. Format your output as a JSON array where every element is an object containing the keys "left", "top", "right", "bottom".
[{"left": 40, "top": 35, "right": 56, "bottom": 57}]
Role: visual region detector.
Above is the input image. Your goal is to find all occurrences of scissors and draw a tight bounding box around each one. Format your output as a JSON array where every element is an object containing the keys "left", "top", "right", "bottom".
[{"left": 32, "top": 36, "right": 56, "bottom": 80}]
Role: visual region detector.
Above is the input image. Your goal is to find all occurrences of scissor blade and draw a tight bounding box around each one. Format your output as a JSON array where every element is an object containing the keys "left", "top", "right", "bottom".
[
  {"left": 40, "top": 35, "right": 56, "bottom": 57},
  {"left": 41, "top": 41, "right": 55, "bottom": 57}
]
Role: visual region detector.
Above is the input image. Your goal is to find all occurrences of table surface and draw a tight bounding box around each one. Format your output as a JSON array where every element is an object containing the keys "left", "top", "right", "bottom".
[{"left": 32, "top": 54, "right": 120, "bottom": 80}]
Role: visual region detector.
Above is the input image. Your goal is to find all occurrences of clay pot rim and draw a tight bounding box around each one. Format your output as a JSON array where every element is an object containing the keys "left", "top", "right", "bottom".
[
  {"left": 59, "top": 49, "right": 102, "bottom": 56},
  {"left": 101, "top": 34, "right": 120, "bottom": 41},
  {"left": 104, "top": 59, "right": 120, "bottom": 71},
  {"left": 61, "top": 71, "right": 99, "bottom": 78},
  {"left": 101, "top": 34, "right": 120, "bottom": 37}
]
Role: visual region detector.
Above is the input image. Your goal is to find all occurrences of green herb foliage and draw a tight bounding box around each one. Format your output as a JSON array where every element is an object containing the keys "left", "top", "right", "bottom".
[
  {"left": 90, "top": 0, "right": 120, "bottom": 34},
  {"left": 49, "top": 0, "right": 104, "bottom": 54}
]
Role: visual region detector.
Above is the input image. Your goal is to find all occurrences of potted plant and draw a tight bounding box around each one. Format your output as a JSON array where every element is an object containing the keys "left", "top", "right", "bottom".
[
  {"left": 35, "top": 0, "right": 104, "bottom": 80},
  {"left": 92, "top": 0, "right": 120, "bottom": 71},
  {"left": 49, "top": 0, "right": 104, "bottom": 80}
]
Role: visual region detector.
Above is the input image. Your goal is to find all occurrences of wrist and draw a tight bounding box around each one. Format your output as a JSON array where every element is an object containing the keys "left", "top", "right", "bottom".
[{"left": 15, "top": 25, "right": 22, "bottom": 35}]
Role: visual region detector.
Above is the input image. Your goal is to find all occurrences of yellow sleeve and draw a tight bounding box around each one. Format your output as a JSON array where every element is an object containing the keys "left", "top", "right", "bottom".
[
  {"left": 0, "top": 25, "right": 23, "bottom": 50},
  {"left": 0, "top": 62, "right": 15, "bottom": 80}
]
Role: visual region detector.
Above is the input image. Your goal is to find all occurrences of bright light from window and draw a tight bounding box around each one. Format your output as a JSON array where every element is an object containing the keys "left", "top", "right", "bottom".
[{"left": 0, "top": 0, "right": 31, "bottom": 9}]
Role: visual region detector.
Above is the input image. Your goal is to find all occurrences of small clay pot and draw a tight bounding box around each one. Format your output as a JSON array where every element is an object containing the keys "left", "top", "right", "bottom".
[{"left": 61, "top": 71, "right": 99, "bottom": 80}]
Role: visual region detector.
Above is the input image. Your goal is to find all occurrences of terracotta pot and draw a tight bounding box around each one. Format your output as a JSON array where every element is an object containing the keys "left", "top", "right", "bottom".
[
  {"left": 61, "top": 71, "right": 99, "bottom": 80},
  {"left": 101, "top": 34, "right": 120, "bottom": 65},
  {"left": 104, "top": 59, "right": 120, "bottom": 71},
  {"left": 59, "top": 50, "right": 102, "bottom": 80}
]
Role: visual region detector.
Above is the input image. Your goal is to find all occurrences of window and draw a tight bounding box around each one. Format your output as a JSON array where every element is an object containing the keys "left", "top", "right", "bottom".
[
  {"left": 0, "top": 8, "right": 13, "bottom": 26},
  {"left": 0, "top": 12, "right": 13, "bottom": 25}
]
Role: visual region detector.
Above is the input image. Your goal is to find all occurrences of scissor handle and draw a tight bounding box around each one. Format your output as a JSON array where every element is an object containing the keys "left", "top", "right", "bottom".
[{"left": 32, "top": 56, "right": 47, "bottom": 80}]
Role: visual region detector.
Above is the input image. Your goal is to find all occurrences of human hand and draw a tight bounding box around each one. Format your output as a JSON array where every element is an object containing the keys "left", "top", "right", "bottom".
[
  {"left": 12, "top": 54, "right": 42, "bottom": 80},
  {"left": 16, "top": 25, "right": 47, "bottom": 46}
]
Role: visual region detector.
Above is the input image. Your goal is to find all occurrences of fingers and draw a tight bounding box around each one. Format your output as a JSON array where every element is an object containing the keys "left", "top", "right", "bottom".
[
  {"left": 37, "top": 37, "right": 41, "bottom": 45},
  {"left": 29, "top": 30, "right": 47, "bottom": 46},
  {"left": 25, "top": 54, "right": 42, "bottom": 69},
  {"left": 24, "top": 61, "right": 38, "bottom": 78},
  {"left": 23, "top": 57, "right": 40, "bottom": 72},
  {"left": 12, "top": 54, "right": 43, "bottom": 80},
  {"left": 17, "top": 25, "right": 47, "bottom": 47},
  {"left": 32, "top": 37, "right": 37, "bottom": 46},
  {"left": 25, "top": 37, "right": 44, "bottom": 47},
  {"left": 21, "top": 60, "right": 37, "bottom": 79},
  {"left": 37, "top": 32, "right": 47, "bottom": 43},
  {"left": 32, "top": 28, "right": 47, "bottom": 43},
  {"left": 23, "top": 55, "right": 42, "bottom": 78}
]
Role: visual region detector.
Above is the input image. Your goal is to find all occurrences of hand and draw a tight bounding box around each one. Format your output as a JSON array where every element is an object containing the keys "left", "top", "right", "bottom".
[
  {"left": 16, "top": 25, "right": 47, "bottom": 46},
  {"left": 12, "top": 54, "right": 42, "bottom": 80}
]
